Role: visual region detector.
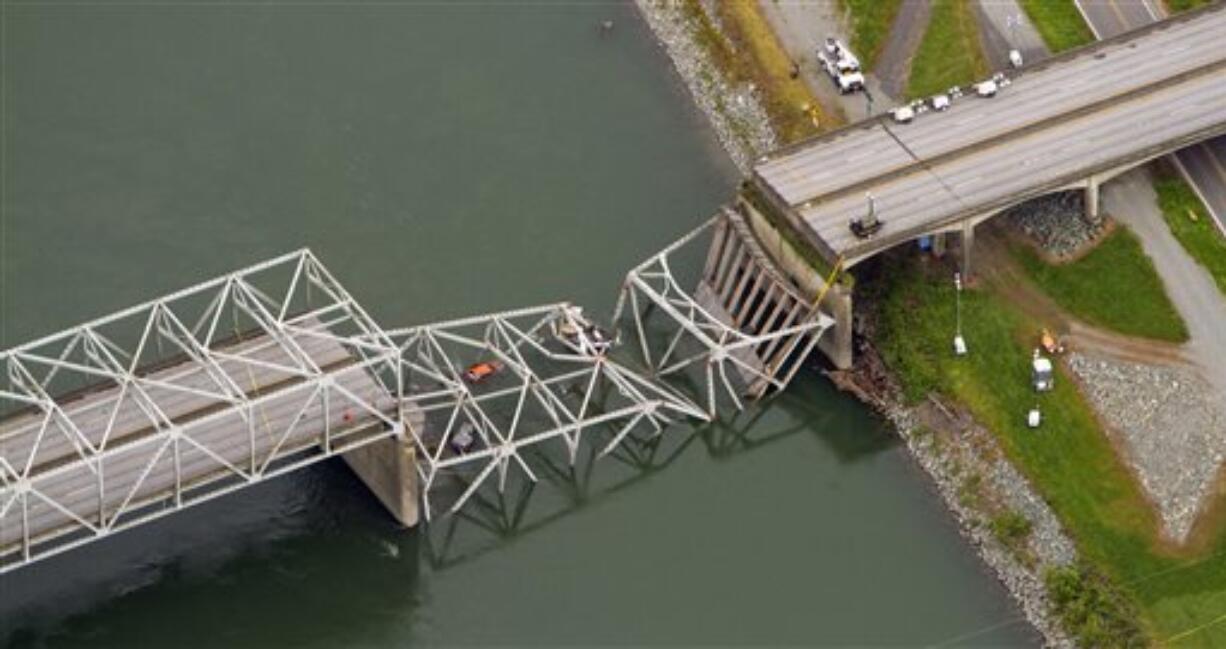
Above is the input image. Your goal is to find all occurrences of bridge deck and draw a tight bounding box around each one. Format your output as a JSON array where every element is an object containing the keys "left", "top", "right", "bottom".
[
  {"left": 0, "top": 320, "right": 395, "bottom": 557},
  {"left": 753, "top": 3, "right": 1226, "bottom": 264}
]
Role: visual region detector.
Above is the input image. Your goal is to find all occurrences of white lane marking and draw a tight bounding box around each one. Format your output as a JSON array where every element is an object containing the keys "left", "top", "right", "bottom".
[
  {"left": 1074, "top": 0, "right": 1105, "bottom": 39},
  {"left": 1172, "top": 151, "right": 1226, "bottom": 238},
  {"left": 1141, "top": 0, "right": 1162, "bottom": 21}
]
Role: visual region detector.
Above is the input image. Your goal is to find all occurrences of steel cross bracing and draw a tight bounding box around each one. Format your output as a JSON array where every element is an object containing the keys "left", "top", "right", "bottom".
[
  {"left": 0, "top": 219, "right": 834, "bottom": 571},
  {"left": 613, "top": 214, "right": 835, "bottom": 417},
  {"left": 0, "top": 249, "right": 404, "bottom": 573},
  {"left": 381, "top": 303, "right": 707, "bottom": 521}
]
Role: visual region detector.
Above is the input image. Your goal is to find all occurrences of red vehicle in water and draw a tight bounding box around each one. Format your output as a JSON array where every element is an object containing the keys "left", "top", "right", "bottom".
[{"left": 462, "top": 361, "right": 502, "bottom": 384}]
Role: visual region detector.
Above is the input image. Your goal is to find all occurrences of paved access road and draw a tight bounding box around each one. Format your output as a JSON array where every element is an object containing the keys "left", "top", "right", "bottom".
[
  {"left": 1074, "top": 0, "right": 1162, "bottom": 37},
  {"left": 755, "top": 0, "right": 891, "bottom": 123},
  {"left": 1075, "top": 0, "right": 1226, "bottom": 235},
  {"left": 1103, "top": 170, "right": 1226, "bottom": 420}
]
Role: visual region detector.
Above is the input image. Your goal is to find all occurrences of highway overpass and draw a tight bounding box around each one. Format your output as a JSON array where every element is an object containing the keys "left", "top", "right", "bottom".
[{"left": 751, "top": 2, "right": 1226, "bottom": 269}]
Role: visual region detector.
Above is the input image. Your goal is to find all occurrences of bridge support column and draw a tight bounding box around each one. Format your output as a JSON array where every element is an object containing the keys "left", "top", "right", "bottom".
[
  {"left": 818, "top": 285, "right": 854, "bottom": 370},
  {"left": 961, "top": 220, "right": 975, "bottom": 277},
  {"left": 342, "top": 410, "right": 421, "bottom": 528},
  {"left": 1085, "top": 175, "right": 1101, "bottom": 223}
]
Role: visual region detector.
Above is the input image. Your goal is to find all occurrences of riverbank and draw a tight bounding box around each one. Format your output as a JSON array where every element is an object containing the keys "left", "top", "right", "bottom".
[
  {"left": 633, "top": 3, "right": 1070, "bottom": 645},
  {"left": 633, "top": 1, "right": 776, "bottom": 172}
]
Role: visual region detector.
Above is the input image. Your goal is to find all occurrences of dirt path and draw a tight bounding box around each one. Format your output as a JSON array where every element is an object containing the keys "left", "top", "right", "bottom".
[
  {"left": 977, "top": 226, "right": 1190, "bottom": 368},
  {"left": 873, "top": 0, "right": 931, "bottom": 100}
]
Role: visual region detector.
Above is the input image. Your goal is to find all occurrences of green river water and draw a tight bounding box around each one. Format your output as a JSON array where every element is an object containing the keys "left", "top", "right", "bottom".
[{"left": 1, "top": 2, "right": 1037, "bottom": 645}]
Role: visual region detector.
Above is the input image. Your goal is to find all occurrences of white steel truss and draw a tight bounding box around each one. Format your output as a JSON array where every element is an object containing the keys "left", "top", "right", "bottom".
[
  {"left": 382, "top": 303, "right": 707, "bottom": 521},
  {"left": 0, "top": 250, "right": 403, "bottom": 573},
  {"left": 612, "top": 212, "right": 835, "bottom": 416},
  {"left": 1, "top": 211, "right": 834, "bottom": 572}
]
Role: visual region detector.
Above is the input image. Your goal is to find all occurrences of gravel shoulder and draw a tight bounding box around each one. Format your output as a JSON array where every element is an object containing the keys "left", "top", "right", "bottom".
[{"left": 753, "top": 0, "right": 893, "bottom": 120}]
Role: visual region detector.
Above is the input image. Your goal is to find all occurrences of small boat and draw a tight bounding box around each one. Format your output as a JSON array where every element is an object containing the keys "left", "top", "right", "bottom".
[{"left": 463, "top": 361, "right": 502, "bottom": 384}]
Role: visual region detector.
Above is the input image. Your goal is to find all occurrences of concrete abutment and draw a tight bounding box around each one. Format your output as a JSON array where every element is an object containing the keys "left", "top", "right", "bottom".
[{"left": 341, "top": 409, "right": 422, "bottom": 528}]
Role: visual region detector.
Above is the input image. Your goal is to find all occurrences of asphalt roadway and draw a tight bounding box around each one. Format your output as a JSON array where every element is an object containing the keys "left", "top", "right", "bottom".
[
  {"left": 754, "top": 4, "right": 1226, "bottom": 264},
  {"left": 1075, "top": 0, "right": 1226, "bottom": 235}
]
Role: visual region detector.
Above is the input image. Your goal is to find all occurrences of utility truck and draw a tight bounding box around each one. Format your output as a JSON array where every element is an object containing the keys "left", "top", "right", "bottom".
[{"left": 819, "top": 37, "right": 865, "bottom": 94}]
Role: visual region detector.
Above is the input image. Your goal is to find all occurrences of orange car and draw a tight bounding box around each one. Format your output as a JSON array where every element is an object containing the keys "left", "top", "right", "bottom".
[{"left": 463, "top": 361, "right": 502, "bottom": 384}]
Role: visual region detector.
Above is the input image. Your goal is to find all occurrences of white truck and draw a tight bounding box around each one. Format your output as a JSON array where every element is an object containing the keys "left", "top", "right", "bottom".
[{"left": 819, "top": 37, "right": 865, "bottom": 94}]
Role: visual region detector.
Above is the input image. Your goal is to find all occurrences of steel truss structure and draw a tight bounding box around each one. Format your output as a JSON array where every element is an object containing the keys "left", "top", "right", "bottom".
[
  {"left": 0, "top": 250, "right": 403, "bottom": 573},
  {"left": 613, "top": 211, "right": 835, "bottom": 416},
  {"left": 382, "top": 304, "right": 707, "bottom": 521},
  {"left": 1, "top": 212, "right": 833, "bottom": 572}
]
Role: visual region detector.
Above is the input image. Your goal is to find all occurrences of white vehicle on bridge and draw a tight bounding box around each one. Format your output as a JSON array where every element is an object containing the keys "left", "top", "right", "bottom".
[{"left": 818, "top": 37, "right": 865, "bottom": 94}]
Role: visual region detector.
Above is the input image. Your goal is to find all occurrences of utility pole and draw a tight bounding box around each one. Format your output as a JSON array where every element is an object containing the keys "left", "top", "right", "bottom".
[{"left": 953, "top": 272, "right": 967, "bottom": 356}]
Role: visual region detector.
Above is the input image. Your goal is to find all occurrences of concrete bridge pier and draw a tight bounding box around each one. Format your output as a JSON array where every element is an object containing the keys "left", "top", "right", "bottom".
[
  {"left": 341, "top": 408, "right": 422, "bottom": 528},
  {"left": 1086, "top": 174, "right": 1102, "bottom": 223},
  {"left": 737, "top": 200, "right": 853, "bottom": 370},
  {"left": 961, "top": 220, "right": 976, "bottom": 277}
]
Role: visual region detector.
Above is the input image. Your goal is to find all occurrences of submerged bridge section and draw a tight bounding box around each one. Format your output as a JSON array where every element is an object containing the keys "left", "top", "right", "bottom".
[
  {"left": 0, "top": 212, "right": 832, "bottom": 573},
  {"left": 752, "top": 2, "right": 1226, "bottom": 270}
]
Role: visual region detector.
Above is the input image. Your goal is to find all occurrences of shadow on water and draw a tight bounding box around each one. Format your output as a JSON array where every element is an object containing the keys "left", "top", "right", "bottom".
[
  {"left": 1, "top": 361, "right": 900, "bottom": 647},
  {"left": 422, "top": 368, "right": 900, "bottom": 571},
  {"left": 0, "top": 463, "right": 420, "bottom": 647}
]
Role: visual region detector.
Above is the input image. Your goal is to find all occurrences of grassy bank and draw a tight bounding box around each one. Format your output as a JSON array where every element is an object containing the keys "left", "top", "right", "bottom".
[
  {"left": 1167, "top": 0, "right": 1214, "bottom": 12},
  {"left": 867, "top": 254, "right": 1226, "bottom": 645},
  {"left": 839, "top": 0, "right": 903, "bottom": 70},
  {"left": 1019, "top": 0, "right": 1094, "bottom": 52},
  {"left": 906, "top": 0, "right": 989, "bottom": 100},
  {"left": 683, "top": 0, "right": 833, "bottom": 144},
  {"left": 1154, "top": 175, "right": 1226, "bottom": 299},
  {"left": 1010, "top": 226, "right": 1189, "bottom": 342}
]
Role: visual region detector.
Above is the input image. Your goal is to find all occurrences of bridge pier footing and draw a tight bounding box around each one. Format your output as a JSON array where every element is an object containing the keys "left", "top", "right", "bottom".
[{"left": 342, "top": 410, "right": 422, "bottom": 528}]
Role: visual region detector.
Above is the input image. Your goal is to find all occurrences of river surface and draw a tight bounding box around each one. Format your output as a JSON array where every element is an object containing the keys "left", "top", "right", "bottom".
[{"left": 1, "top": 2, "right": 1037, "bottom": 646}]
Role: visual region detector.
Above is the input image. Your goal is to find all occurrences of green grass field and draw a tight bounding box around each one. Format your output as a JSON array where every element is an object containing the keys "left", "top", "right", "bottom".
[
  {"left": 869, "top": 255, "right": 1226, "bottom": 645},
  {"left": 1010, "top": 226, "right": 1189, "bottom": 342},
  {"left": 906, "top": 0, "right": 989, "bottom": 100},
  {"left": 1154, "top": 176, "right": 1226, "bottom": 299},
  {"left": 839, "top": 0, "right": 903, "bottom": 70},
  {"left": 1167, "top": 0, "right": 1215, "bottom": 12},
  {"left": 1018, "top": 0, "right": 1095, "bottom": 53}
]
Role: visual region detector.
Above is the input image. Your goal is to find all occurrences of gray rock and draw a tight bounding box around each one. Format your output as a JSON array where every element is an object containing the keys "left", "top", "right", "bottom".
[
  {"left": 1006, "top": 193, "right": 1106, "bottom": 259},
  {"left": 1067, "top": 352, "right": 1226, "bottom": 542}
]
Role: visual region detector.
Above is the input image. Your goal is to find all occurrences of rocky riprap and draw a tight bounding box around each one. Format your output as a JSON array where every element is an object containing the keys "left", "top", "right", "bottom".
[
  {"left": 633, "top": 1, "right": 777, "bottom": 173},
  {"left": 885, "top": 398, "right": 1077, "bottom": 648},
  {"left": 1006, "top": 193, "right": 1107, "bottom": 259},
  {"left": 830, "top": 335, "right": 1077, "bottom": 648},
  {"left": 1067, "top": 352, "right": 1226, "bottom": 542}
]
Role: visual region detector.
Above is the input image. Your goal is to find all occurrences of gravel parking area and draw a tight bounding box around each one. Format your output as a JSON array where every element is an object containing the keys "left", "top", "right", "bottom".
[{"left": 1068, "top": 352, "right": 1226, "bottom": 542}]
